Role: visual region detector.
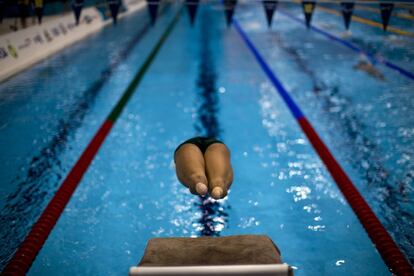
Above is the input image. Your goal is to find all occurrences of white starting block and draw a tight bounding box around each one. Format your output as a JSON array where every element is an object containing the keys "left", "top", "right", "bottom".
[{"left": 129, "top": 235, "right": 293, "bottom": 276}]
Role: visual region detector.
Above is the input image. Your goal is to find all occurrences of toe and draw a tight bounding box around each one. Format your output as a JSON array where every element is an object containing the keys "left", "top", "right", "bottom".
[{"left": 195, "top": 182, "right": 208, "bottom": 196}]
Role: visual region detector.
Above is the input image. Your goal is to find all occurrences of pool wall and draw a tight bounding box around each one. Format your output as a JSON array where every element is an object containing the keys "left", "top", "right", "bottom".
[{"left": 0, "top": 0, "right": 146, "bottom": 83}]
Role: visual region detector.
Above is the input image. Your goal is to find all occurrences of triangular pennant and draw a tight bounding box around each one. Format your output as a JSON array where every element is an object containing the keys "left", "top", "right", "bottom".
[
  {"left": 108, "top": 0, "right": 121, "bottom": 24},
  {"left": 34, "top": 0, "right": 44, "bottom": 24},
  {"left": 262, "top": 0, "right": 278, "bottom": 27},
  {"left": 72, "top": 0, "right": 84, "bottom": 25},
  {"left": 379, "top": 3, "right": 393, "bottom": 31},
  {"left": 223, "top": 0, "right": 237, "bottom": 26},
  {"left": 224, "top": 0, "right": 237, "bottom": 26},
  {"left": 186, "top": 0, "right": 199, "bottom": 25},
  {"left": 301, "top": 1, "right": 315, "bottom": 28},
  {"left": 340, "top": 2, "right": 354, "bottom": 30},
  {"left": 146, "top": 0, "right": 159, "bottom": 25}
]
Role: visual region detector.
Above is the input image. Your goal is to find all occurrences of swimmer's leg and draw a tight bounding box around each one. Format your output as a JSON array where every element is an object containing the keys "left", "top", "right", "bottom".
[
  {"left": 204, "top": 143, "right": 233, "bottom": 199},
  {"left": 174, "top": 144, "right": 208, "bottom": 196}
]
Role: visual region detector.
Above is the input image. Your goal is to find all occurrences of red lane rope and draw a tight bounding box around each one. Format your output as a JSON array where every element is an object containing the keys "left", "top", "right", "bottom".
[
  {"left": 234, "top": 19, "right": 413, "bottom": 275},
  {"left": 2, "top": 8, "right": 182, "bottom": 275},
  {"left": 298, "top": 118, "right": 414, "bottom": 275},
  {"left": 2, "top": 121, "right": 114, "bottom": 276}
]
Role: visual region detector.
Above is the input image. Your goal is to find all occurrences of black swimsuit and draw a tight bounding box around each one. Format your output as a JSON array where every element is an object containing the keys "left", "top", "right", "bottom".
[{"left": 174, "top": 136, "right": 224, "bottom": 156}]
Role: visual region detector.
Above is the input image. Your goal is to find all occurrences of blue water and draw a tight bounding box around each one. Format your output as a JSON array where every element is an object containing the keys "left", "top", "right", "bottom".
[{"left": 1, "top": 2, "right": 413, "bottom": 275}]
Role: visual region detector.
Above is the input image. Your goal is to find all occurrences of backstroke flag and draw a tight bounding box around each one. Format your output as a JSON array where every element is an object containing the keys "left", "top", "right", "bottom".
[
  {"left": 262, "top": 0, "right": 278, "bottom": 27},
  {"left": 34, "top": 0, "right": 44, "bottom": 24},
  {"left": 146, "top": 0, "right": 159, "bottom": 25},
  {"left": 379, "top": 3, "right": 393, "bottom": 31},
  {"left": 223, "top": 0, "right": 237, "bottom": 26},
  {"left": 340, "top": 2, "right": 354, "bottom": 30},
  {"left": 186, "top": 0, "right": 199, "bottom": 25},
  {"left": 301, "top": 1, "right": 315, "bottom": 28},
  {"left": 108, "top": 0, "right": 121, "bottom": 24},
  {"left": 72, "top": 0, "right": 84, "bottom": 25}
]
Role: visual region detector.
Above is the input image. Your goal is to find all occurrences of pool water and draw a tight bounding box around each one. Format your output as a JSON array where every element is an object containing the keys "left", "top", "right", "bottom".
[{"left": 0, "top": 2, "right": 413, "bottom": 275}]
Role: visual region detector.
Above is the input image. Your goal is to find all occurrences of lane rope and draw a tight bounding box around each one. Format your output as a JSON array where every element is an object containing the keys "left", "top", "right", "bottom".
[
  {"left": 279, "top": 10, "right": 414, "bottom": 81},
  {"left": 233, "top": 19, "right": 414, "bottom": 275},
  {"left": 2, "top": 7, "right": 182, "bottom": 276}
]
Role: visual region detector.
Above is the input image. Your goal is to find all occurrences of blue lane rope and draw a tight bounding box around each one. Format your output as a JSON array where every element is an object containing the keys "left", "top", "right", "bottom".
[
  {"left": 233, "top": 18, "right": 414, "bottom": 275},
  {"left": 233, "top": 21, "right": 305, "bottom": 120}
]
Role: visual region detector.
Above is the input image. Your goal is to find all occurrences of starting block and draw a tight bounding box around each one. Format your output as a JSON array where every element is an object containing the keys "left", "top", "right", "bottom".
[{"left": 129, "top": 235, "right": 293, "bottom": 275}]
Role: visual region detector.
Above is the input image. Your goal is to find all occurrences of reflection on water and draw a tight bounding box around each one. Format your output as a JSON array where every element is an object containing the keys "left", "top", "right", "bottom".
[
  {"left": 0, "top": 19, "right": 153, "bottom": 270},
  {"left": 193, "top": 8, "right": 229, "bottom": 236},
  {"left": 270, "top": 32, "right": 414, "bottom": 264}
]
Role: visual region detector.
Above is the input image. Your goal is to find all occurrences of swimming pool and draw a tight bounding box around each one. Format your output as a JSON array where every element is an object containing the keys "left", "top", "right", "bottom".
[{"left": 0, "top": 1, "right": 413, "bottom": 275}]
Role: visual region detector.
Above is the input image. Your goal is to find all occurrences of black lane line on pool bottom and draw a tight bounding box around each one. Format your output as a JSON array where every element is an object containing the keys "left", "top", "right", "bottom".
[
  {"left": 194, "top": 7, "right": 229, "bottom": 237},
  {"left": 0, "top": 9, "right": 159, "bottom": 269}
]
